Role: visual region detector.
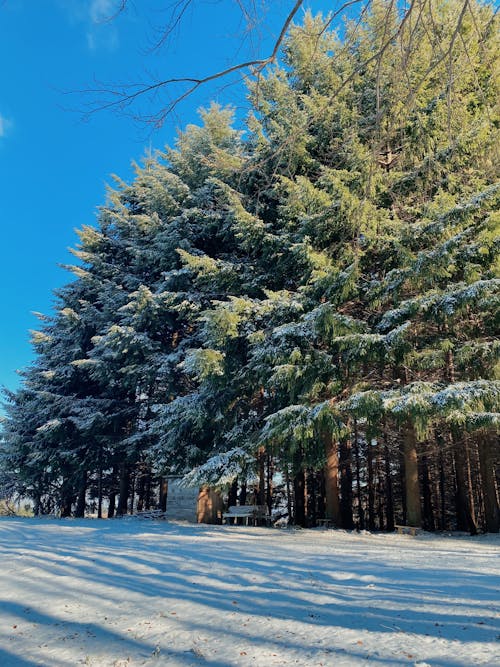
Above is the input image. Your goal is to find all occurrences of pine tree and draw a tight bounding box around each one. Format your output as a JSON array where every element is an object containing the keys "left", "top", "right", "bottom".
[{"left": 2, "top": 0, "right": 498, "bottom": 530}]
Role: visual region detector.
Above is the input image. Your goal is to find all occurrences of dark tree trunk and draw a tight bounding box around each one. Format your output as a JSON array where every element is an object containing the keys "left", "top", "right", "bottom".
[
  {"left": 129, "top": 469, "right": 136, "bottom": 514},
  {"left": 136, "top": 465, "right": 147, "bottom": 512},
  {"left": 293, "top": 469, "right": 306, "bottom": 527},
  {"left": 307, "top": 468, "right": 317, "bottom": 527},
  {"left": 257, "top": 447, "right": 266, "bottom": 506},
  {"left": 228, "top": 477, "right": 238, "bottom": 507},
  {"left": 159, "top": 477, "right": 168, "bottom": 512},
  {"left": 293, "top": 449, "right": 306, "bottom": 527},
  {"left": 421, "top": 454, "right": 435, "bottom": 531},
  {"left": 376, "top": 442, "right": 385, "bottom": 531},
  {"left": 367, "top": 438, "right": 376, "bottom": 531},
  {"left": 266, "top": 454, "right": 273, "bottom": 515},
  {"left": 60, "top": 499, "right": 72, "bottom": 518},
  {"left": 284, "top": 466, "right": 292, "bottom": 524},
  {"left": 477, "top": 434, "right": 499, "bottom": 533},
  {"left": 145, "top": 471, "right": 152, "bottom": 510},
  {"left": 60, "top": 476, "right": 73, "bottom": 518},
  {"left": 383, "top": 427, "right": 395, "bottom": 532},
  {"left": 108, "top": 493, "right": 116, "bottom": 518},
  {"left": 34, "top": 494, "right": 42, "bottom": 517},
  {"left": 239, "top": 481, "right": 247, "bottom": 506},
  {"left": 339, "top": 438, "right": 354, "bottom": 529},
  {"left": 116, "top": 462, "right": 129, "bottom": 516},
  {"left": 453, "top": 434, "right": 478, "bottom": 535},
  {"left": 317, "top": 470, "right": 326, "bottom": 520},
  {"left": 438, "top": 446, "right": 447, "bottom": 531},
  {"left": 354, "top": 428, "right": 364, "bottom": 530},
  {"left": 75, "top": 470, "right": 87, "bottom": 518},
  {"left": 97, "top": 444, "right": 103, "bottom": 519}
]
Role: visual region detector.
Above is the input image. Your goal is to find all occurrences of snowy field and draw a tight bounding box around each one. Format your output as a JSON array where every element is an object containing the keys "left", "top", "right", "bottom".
[{"left": 0, "top": 519, "right": 498, "bottom": 667}]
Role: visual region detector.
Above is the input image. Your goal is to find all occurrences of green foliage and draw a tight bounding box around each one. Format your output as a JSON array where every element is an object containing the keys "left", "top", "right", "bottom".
[{"left": 2, "top": 0, "right": 498, "bottom": 515}]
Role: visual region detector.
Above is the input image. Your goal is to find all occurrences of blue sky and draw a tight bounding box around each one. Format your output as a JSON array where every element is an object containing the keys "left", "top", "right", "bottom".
[{"left": 0, "top": 0, "right": 331, "bottom": 402}]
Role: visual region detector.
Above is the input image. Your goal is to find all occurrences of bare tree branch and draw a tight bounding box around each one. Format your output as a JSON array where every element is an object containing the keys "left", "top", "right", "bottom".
[
  {"left": 73, "top": 0, "right": 486, "bottom": 134},
  {"left": 83, "top": 1, "right": 305, "bottom": 126}
]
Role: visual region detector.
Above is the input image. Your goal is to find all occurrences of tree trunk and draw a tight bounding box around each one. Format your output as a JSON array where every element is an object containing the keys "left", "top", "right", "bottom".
[
  {"left": 339, "top": 438, "right": 354, "bottom": 529},
  {"left": 74, "top": 470, "right": 87, "bottom": 518},
  {"left": 129, "top": 469, "right": 136, "bottom": 514},
  {"left": 477, "top": 434, "right": 499, "bottom": 533},
  {"left": 145, "top": 471, "right": 152, "bottom": 510},
  {"left": 239, "top": 481, "right": 247, "bottom": 506},
  {"left": 376, "top": 441, "right": 385, "bottom": 531},
  {"left": 354, "top": 431, "right": 364, "bottom": 530},
  {"left": 108, "top": 492, "right": 116, "bottom": 518},
  {"left": 116, "top": 462, "right": 129, "bottom": 516},
  {"left": 367, "top": 438, "right": 376, "bottom": 531},
  {"left": 323, "top": 435, "right": 341, "bottom": 526},
  {"left": 136, "top": 465, "right": 147, "bottom": 512},
  {"left": 197, "top": 486, "right": 223, "bottom": 524},
  {"left": 159, "top": 477, "right": 168, "bottom": 512},
  {"left": 266, "top": 454, "right": 273, "bottom": 515},
  {"left": 307, "top": 468, "right": 317, "bottom": 527},
  {"left": 34, "top": 493, "right": 42, "bottom": 517},
  {"left": 317, "top": 470, "right": 326, "bottom": 520},
  {"left": 257, "top": 447, "right": 266, "bottom": 506},
  {"left": 403, "top": 425, "right": 422, "bottom": 527},
  {"left": 60, "top": 476, "right": 73, "bottom": 518},
  {"left": 97, "top": 444, "right": 103, "bottom": 519},
  {"left": 453, "top": 433, "right": 478, "bottom": 535},
  {"left": 284, "top": 466, "right": 292, "bottom": 524},
  {"left": 293, "top": 448, "right": 306, "bottom": 527},
  {"left": 438, "top": 448, "right": 446, "bottom": 531},
  {"left": 293, "top": 469, "right": 306, "bottom": 527},
  {"left": 383, "top": 426, "right": 395, "bottom": 532},
  {"left": 228, "top": 477, "right": 238, "bottom": 507},
  {"left": 421, "top": 454, "right": 435, "bottom": 531}
]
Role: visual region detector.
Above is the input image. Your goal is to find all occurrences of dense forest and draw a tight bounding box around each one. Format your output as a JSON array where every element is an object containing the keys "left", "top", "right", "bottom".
[{"left": 1, "top": 0, "right": 498, "bottom": 533}]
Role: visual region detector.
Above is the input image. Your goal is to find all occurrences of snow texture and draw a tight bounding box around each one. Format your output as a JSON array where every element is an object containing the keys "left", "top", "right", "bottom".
[{"left": 0, "top": 518, "right": 498, "bottom": 666}]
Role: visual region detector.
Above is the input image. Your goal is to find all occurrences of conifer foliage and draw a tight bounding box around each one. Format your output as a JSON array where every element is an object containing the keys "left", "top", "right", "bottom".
[{"left": 1, "top": 0, "right": 498, "bottom": 531}]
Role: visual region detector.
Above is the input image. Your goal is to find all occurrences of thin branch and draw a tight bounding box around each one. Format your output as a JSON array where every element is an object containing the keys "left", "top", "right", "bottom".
[
  {"left": 94, "top": 0, "right": 128, "bottom": 24},
  {"left": 327, "top": 1, "right": 418, "bottom": 103},
  {"left": 151, "top": 0, "right": 194, "bottom": 51},
  {"left": 86, "top": 0, "right": 305, "bottom": 124}
]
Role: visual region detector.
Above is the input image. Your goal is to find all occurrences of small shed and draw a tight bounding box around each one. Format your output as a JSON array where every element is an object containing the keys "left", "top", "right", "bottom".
[{"left": 164, "top": 476, "right": 199, "bottom": 522}]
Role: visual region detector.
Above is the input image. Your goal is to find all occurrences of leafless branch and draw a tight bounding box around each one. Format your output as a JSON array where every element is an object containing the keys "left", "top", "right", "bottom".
[
  {"left": 76, "top": 0, "right": 487, "bottom": 136},
  {"left": 84, "top": 0, "right": 305, "bottom": 127},
  {"left": 93, "top": 0, "right": 128, "bottom": 24},
  {"left": 151, "top": 0, "right": 194, "bottom": 51}
]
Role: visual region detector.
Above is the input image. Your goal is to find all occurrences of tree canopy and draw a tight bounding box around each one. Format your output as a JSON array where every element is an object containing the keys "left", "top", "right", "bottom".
[{"left": 2, "top": 0, "right": 499, "bottom": 532}]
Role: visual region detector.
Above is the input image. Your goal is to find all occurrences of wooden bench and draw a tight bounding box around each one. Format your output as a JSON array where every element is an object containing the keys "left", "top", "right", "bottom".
[
  {"left": 135, "top": 510, "right": 167, "bottom": 520},
  {"left": 222, "top": 505, "right": 271, "bottom": 526},
  {"left": 317, "top": 518, "right": 335, "bottom": 529},
  {"left": 395, "top": 524, "right": 421, "bottom": 536}
]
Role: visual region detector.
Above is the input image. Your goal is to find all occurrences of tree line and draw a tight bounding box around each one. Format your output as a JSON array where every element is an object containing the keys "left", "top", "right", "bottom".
[{"left": 1, "top": 0, "right": 498, "bottom": 532}]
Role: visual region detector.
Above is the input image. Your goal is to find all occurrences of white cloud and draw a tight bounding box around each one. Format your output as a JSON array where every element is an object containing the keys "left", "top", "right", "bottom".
[
  {"left": 86, "top": 25, "right": 119, "bottom": 53},
  {"left": 89, "top": 0, "right": 117, "bottom": 23},
  {"left": 0, "top": 114, "right": 12, "bottom": 139},
  {"left": 58, "top": 0, "right": 121, "bottom": 52}
]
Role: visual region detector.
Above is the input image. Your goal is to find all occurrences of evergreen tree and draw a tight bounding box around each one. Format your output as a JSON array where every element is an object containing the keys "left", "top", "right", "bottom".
[{"left": 2, "top": 0, "right": 498, "bottom": 531}]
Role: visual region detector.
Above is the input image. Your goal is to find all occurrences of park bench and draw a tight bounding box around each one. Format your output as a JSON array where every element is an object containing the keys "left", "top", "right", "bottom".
[
  {"left": 135, "top": 510, "right": 168, "bottom": 520},
  {"left": 394, "top": 524, "right": 421, "bottom": 536},
  {"left": 222, "top": 505, "right": 271, "bottom": 526},
  {"left": 317, "top": 518, "right": 335, "bottom": 529}
]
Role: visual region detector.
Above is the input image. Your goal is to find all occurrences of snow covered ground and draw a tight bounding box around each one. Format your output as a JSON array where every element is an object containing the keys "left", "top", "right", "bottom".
[{"left": 0, "top": 518, "right": 498, "bottom": 667}]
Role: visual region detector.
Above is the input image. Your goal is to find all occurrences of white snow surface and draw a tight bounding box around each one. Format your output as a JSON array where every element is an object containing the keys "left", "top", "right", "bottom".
[{"left": 0, "top": 519, "right": 498, "bottom": 667}]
